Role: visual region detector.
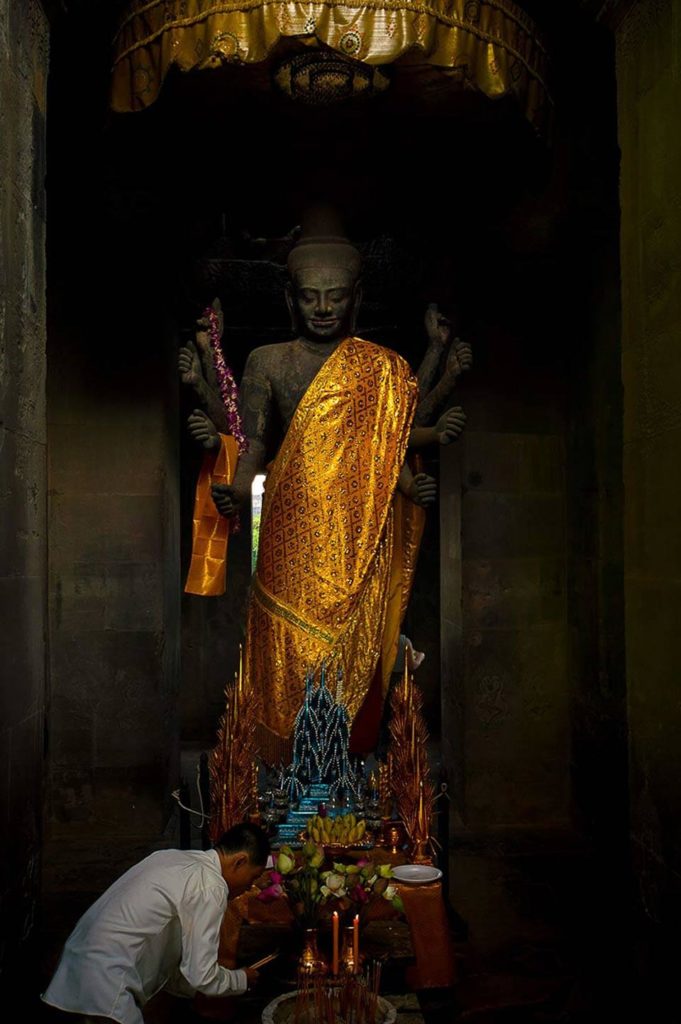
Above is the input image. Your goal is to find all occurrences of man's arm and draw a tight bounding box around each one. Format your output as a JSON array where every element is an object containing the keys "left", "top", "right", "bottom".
[{"left": 177, "top": 886, "right": 250, "bottom": 997}]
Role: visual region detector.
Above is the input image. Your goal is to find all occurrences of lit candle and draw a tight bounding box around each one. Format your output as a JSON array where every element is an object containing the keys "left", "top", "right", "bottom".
[
  {"left": 353, "top": 914, "right": 359, "bottom": 972},
  {"left": 332, "top": 911, "right": 339, "bottom": 975}
]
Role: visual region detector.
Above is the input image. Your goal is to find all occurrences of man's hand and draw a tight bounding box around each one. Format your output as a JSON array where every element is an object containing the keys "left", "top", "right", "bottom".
[
  {"left": 211, "top": 483, "right": 242, "bottom": 519},
  {"left": 409, "top": 472, "right": 437, "bottom": 507},
  {"left": 435, "top": 407, "right": 467, "bottom": 445},
  {"left": 244, "top": 968, "right": 260, "bottom": 991},
  {"left": 424, "top": 303, "right": 453, "bottom": 349},
  {"left": 446, "top": 339, "right": 473, "bottom": 378},
  {"left": 188, "top": 409, "right": 220, "bottom": 451}
]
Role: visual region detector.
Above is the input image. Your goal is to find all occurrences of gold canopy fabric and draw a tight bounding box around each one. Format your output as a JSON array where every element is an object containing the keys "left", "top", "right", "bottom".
[
  {"left": 243, "top": 336, "right": 422, "bottom": 763},
  {"left": 111, "top": 0, "right": 551, "bottom": 131}
]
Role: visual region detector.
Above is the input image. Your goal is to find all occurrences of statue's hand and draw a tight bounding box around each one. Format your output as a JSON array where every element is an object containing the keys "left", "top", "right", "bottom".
[
  {"left": 409, "top": 472, "right": 438, "bottom": 508},
  {"left": 446, "top": 340, "right": 473, "bottom": 378},
  {"left": 194, "top": 298, "right": 223, "bottom": 393},
  {"left": 196, "top": 297, "right": 224, "bottom": 342},
  {"left": 187, "top": 409, "right": 220, "bottom": 451},
  {"left": 436, "top": 406, "right": 467, "bottom": 445},
  {"left": 424, "top": 303, "right": 452, "bottom": 349},
  {"left": 179, "top": 340, "right": 203, "bottom": 387},
  {"left": 211, "top": 483, "right": 242, "bottom": 519}
]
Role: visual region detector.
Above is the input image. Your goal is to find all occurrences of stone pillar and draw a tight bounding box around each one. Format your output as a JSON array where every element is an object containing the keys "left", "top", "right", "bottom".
[
  {"left": 0, "top": 0, "right": 49, "bottom": 974},
  {"left": 439, "top": 443, "right": 464, "bottom": 826},
  {"left": 614, "top": 0, "right": 681, "bottom": 1003}
]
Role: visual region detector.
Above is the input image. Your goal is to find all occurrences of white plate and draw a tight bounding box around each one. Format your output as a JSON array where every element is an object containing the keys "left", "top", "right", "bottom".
[{"left": 392, "top": 864, "right": 443, "bottom": 885}]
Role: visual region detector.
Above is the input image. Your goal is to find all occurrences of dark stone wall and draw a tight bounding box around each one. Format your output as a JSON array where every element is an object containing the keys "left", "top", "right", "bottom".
[
  {"left": 0, "top": 0, "right": 49, "bottom": 975},
  {"left": 459, "top": 369, "right": 570, "bottom": 828},
  {"left": 43, "top": 14, "right": 181, "bottom": 890},
  {"left": 616, "top": 0, "right": 681, "bottom": 1008},
  {"left": 440, "top": 12, "right": 628, "bottom": 979}
]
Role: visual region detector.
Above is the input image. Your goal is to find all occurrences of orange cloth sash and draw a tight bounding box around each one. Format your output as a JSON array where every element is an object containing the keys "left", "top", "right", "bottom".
[
  {"left": 244, "top": 337, "right": 421, "bottom": 761},
  {"left": 184, "top": 433, "right": 238, "bottom": 597}
]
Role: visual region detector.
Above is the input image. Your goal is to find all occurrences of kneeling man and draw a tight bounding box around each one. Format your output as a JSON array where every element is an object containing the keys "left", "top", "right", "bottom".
[{"left": 42, "top": 822, "right": 270, "bottom": 1024}]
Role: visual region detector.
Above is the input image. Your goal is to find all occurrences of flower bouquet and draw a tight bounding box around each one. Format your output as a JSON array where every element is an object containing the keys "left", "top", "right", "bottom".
[
  {"left": 258, "top": 844, "right": 403, "bottom": 932},
  {"left": 319, "top": 859, "right": 404, "bottom": 928},
  {"left": 258, "top": 843, "right": 327, "bottom": 928}
]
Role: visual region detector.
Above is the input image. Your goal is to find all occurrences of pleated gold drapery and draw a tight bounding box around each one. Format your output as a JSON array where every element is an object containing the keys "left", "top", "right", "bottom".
[
  {"left": 243, "top": 336, "right": 420, "bottom": 762},
  {"left": 111, "top": 0, "right": 551, "bottom": 131}
]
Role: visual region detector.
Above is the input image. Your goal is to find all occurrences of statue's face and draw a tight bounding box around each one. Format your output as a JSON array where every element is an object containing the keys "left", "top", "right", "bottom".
[{"left": 290, "top": 267, "right": 360, "bottom": 343}]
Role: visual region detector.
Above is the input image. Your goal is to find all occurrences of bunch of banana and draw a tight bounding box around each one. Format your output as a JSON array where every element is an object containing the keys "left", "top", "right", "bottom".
[{"left": 307, "top": 812, "right": 368, "bottom": 846}]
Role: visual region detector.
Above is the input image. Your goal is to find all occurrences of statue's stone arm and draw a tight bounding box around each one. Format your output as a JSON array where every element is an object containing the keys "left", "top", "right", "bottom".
[
  {"left": 413, "top": 339, "right": 472, "bottom": 427},
  {"left": 417, "top": 304, "right": 451, "bottom": 396},
  {"left": 179, "top": 339, "right": 230, "bottom": 434},
  {"left": 397, "top": 463, "right": 437, "bottom": 507},
  {"left": 210, "top": 352, "right": 272, "bottom": 519},
  {"left": 178, "top": 301, "right": 234, "bottom": 434},
  {"left": 408, "top": 405, "right": 467, "bottom": 450},
  {"left": 231, "top": 361, "right": 271, "bottom": 497}
]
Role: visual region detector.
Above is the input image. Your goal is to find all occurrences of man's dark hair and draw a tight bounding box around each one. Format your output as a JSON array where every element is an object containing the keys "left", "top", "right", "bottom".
[{"left": 214, "top": 822, "right": 271, "bottom": 866}]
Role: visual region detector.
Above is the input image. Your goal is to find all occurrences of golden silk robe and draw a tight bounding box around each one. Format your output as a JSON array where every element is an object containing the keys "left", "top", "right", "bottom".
[{"left": 244, "top": 337, "right": 425, "bottom": 762}]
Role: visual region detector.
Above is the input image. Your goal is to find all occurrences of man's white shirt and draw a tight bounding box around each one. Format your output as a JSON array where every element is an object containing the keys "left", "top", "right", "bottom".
[{"left": 42, "top": 849, "right": 247, "bottom": 1024}]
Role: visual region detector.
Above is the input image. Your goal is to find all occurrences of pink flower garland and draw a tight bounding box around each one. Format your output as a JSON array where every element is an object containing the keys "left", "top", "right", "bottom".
[{"left": 204, "top": 306, "right": 248, "bottom": 455}]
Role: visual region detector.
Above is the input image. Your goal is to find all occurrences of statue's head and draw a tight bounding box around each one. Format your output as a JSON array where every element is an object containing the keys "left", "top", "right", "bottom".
[{"left": 286, "top": 205, "right": 362, "bottom": 344}]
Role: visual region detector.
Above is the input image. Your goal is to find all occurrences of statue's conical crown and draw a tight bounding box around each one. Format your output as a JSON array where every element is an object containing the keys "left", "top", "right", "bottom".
[{"left": 287, "top": 203, "right": 361, "bottom": 278}]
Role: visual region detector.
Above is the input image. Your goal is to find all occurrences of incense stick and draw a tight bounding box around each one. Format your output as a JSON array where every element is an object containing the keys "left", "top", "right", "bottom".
[{"left": 247, "top": 950, "right": 279, "bottom": 970}]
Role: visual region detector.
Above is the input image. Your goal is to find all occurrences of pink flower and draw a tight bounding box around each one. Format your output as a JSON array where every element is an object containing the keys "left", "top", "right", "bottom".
[
  {"left": 356, "top": 859, "right": 370, "bottom": 868},
  {"left": 350, "top": 884, "right": 370, "bottom": 905},
  {"left": 270, "top": 871, "right": 283, "bottom": 885},
  {"left": 257, "top": 882, "right": 283, "bottom": 903}
]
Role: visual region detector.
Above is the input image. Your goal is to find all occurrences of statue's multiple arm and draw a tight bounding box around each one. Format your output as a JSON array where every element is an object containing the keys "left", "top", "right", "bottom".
[
  {"left": 414, "top": 339, "right": 472, "bottom": 426},
  {"left": 178, "top": 302, "right": 230, "bottom": 434},
  {"left": 416, "top": 304, "right": 450, "bottom": 396},
  {"left": 397, "top": 464, "right": 438, "bottom": 507},
  {"left": 407, "top": 302, "right": 473, "bottom": 448},
  {"left": 210, "top": 351, "right": 272, "bottom": 519},
  {"left": 182, "top": 299, "right": 472, "bottom": 517}
]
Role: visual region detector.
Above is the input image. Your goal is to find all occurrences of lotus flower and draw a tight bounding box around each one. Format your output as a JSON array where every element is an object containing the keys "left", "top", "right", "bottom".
[
  {"left": 373, "top": 877, "right": 389, "bottom": 897},
  {"left": 302, "top": 843, "right": 324, "bottom": 869},
  {"left": 323, "top": 872, "right": 346, "bottom": 893},
  {"left": 320, "top": 872, "right": 347, "bottom": 899},
  {"left": 257, "top": 881, "right": 284, "bottom": 903},
  {"left": 276, "top": 848, "right": 295, "bottom": 875}
]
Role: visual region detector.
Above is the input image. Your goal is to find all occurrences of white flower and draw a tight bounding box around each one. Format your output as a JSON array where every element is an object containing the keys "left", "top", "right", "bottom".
[
  {"left": 321, "top": 882, "right": 346, "bottom": 899},
  {"left": 383, "top": 885, "right": 398, "bottom": 901},
  {"left": 324, "top": 872, "right": 346, "bottom": 894}
]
